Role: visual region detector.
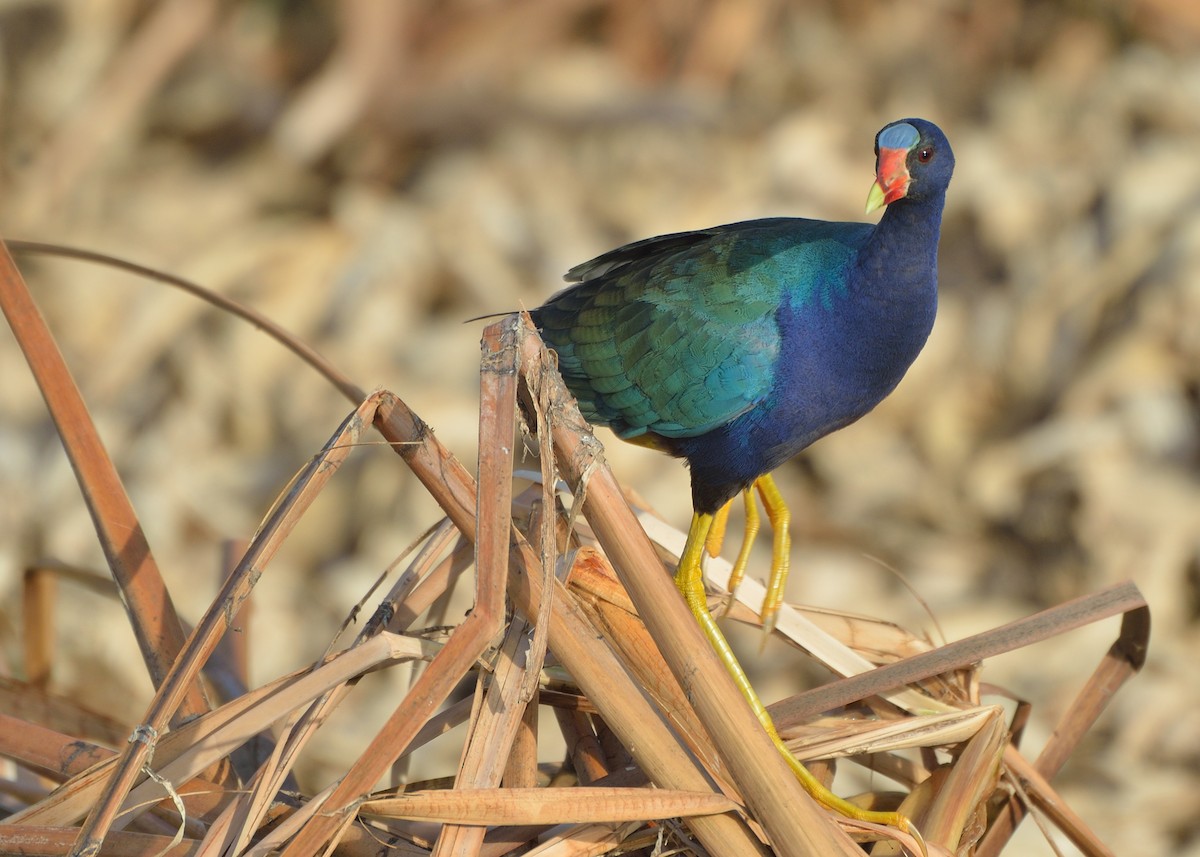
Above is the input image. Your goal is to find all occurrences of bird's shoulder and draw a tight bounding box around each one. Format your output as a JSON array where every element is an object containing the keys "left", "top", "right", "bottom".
[
  {"left": 566, "top": 217, "right": 868, "bottom": 283},
  {"left": 562, "top": 217, "right": 870, "bottom": 306}
]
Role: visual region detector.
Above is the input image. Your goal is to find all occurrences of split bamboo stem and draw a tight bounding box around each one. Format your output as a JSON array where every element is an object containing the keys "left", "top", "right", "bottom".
[
  {"left": 431, "top": 618, "right": 536, "bottom": 856},
  {"left": 366, "top": 324, "right": 769, "bottom": 856},
  {"left": 279, "top": 318, "right": 518, "bottom": 854}
]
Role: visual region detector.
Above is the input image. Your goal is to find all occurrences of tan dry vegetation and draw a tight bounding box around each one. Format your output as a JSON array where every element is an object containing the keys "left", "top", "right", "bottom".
[{"left": 0, "top": 2, "right": 1196, "bottom": 855}]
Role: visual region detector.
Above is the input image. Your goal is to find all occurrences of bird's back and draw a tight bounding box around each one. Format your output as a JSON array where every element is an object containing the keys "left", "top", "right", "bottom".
[{"left": 531, "top": 217, "right": 874, "bottom": 447}]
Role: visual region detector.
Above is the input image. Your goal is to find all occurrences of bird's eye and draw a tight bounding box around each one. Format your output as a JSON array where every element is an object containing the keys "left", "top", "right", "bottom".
[{"left": 917, "top": 147, "right": 934, "bottom": 163}]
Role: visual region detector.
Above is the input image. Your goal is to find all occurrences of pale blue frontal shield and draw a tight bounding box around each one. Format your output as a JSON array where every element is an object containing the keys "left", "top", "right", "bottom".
[{"left": 878, "top": 122, "right": 920, "bottom": 150}]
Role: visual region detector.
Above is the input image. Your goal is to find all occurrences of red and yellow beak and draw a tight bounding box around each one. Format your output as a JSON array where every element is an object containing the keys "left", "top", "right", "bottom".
[{"left": 865, "top": 146, "right": 911, "bottom": 214}]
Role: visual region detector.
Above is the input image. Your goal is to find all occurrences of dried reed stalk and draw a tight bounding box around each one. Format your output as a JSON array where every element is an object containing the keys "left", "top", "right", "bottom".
[
  {"left": 0, "top": 242, "right": 206, "bottom": 719},
  {"left": 366, "top": 323, "right": 771, "bottom": 857},
  {"left": 363, "top": 787, "right": 738, "bottom": 825}
]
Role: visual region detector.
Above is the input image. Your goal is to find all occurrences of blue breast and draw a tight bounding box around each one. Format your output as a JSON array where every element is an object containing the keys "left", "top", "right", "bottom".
[{"left": 677, "top": 266, "right": 937, "bottom": 512}]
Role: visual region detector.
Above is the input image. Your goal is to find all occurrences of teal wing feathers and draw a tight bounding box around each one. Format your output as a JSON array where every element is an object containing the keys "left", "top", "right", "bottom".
[{"left": 534, "top": 218, "right": 868, "bottom": 440}]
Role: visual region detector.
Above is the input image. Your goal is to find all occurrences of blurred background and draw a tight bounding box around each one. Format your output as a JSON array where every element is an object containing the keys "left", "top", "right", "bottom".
[{"left": 0, "top": 1, "right": 1198, "bottom": 854}]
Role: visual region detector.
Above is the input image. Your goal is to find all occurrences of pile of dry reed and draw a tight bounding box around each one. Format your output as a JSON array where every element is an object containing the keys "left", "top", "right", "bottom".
[{"left": 0, "top": 244, "right": 1146, "bottom": 856}]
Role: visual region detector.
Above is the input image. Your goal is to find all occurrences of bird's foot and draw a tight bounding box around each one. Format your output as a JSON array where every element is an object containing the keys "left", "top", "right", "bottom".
[
  {"left": 774, "top": 735, "right": 928, "bottom": 857},
  {"left": 677, "top": 510, "right": 925, "bottom": 857}
]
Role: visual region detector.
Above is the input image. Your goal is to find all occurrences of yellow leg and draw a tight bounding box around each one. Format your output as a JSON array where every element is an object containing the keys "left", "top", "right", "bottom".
[
  {"left": 705, "top": 490, "right": 761, "bottom": 617},
  {"left": 700, "top": 477, "right": 785, "bottom": 631},
  {"left": 676, "top": 511, "right": 926, "bottom": 857},
  {"left": 727, "top": 488, "right": 760, "bottom": 601},
  {"left": 754, "top": 474, "right": 790, "bottom": 637},
  {"left": 705, "top": 499, "right": 733, "bottom": 559}
]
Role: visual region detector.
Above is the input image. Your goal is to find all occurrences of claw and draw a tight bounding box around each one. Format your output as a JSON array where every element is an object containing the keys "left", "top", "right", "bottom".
[
  {"left": 677, "top": 503, "right": 924, "bottom": 857},
  {"left": 908, "top": 821, "right": 930, "bottom": 857}
]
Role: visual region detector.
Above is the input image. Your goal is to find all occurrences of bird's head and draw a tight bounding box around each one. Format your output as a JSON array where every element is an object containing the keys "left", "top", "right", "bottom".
[{"left": 866, "top": 118, "right": 954, "bottom": 214}]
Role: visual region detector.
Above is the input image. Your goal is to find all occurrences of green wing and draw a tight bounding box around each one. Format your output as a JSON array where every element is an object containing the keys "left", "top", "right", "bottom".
[{"left": 534, "top": 219, "right": 866, "bottom": 440}]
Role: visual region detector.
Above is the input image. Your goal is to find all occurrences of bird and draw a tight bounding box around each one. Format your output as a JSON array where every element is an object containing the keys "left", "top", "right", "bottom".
[{"left": 529, "top": 118, "right": 953, "bottom": 847}]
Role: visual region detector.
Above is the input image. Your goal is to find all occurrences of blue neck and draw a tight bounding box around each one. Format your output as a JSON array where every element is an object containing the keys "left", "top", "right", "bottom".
[
  {"left": 802, "top": 191, "right": 944, "bottom": 422},
  {"left": 856, "top": 191, "right": 946, "bottom": 297}
]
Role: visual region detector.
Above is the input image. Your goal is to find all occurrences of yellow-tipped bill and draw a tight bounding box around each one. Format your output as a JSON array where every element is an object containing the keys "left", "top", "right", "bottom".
[{"left": 866, "top": 145, "right": 911, "bottom": 214}]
